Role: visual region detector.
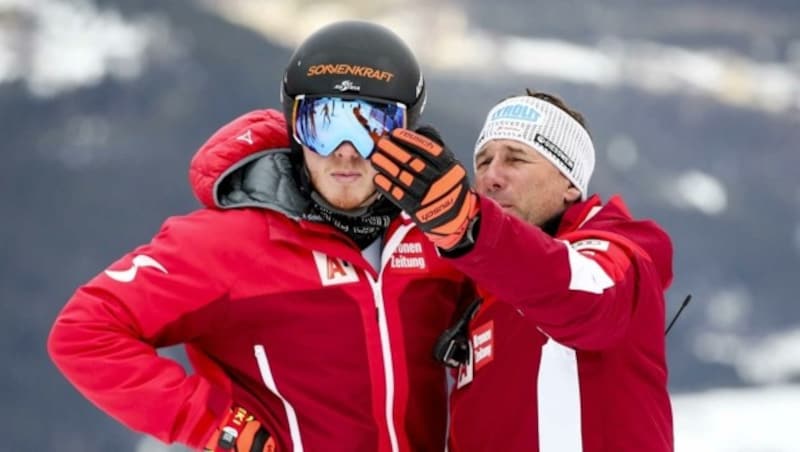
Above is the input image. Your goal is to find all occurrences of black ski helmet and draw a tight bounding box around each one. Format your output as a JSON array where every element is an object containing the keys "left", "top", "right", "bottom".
[{"left": 281, "top": 21, "right": 426, "bottom": 131}]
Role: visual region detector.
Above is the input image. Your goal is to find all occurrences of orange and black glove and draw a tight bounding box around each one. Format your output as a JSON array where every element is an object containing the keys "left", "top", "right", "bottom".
[
  {"left": 371, "top": 127, "right": 480, "bottom": 251},
  {"left": 204, "top": 406, "right": 276, "bottom": 452}
]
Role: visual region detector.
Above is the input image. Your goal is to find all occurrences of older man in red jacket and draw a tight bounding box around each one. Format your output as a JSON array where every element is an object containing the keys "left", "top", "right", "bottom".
[{"left": 371, "top": 90, "right": 674, "bottom": 451}]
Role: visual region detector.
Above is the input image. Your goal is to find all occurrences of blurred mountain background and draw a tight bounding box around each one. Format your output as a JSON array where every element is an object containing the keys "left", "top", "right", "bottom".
[{"left": 2, "top": 0, "right": 798, "bottom": 451}]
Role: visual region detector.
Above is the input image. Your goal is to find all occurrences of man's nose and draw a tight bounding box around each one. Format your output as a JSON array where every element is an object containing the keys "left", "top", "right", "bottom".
[
  {"left": 477, "top": 160, "right": 505, "bottom": 193},
  {"left": 332, "top": 142, "right": 362, "bottom": 159}
]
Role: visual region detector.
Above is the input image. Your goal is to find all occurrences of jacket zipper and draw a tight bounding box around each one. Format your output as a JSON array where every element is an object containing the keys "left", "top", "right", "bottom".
[{"left": 367, "top": 222, "right": 416, "bottom": 452}]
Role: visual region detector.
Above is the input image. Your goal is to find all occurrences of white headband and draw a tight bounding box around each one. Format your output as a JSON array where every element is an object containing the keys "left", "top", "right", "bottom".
[{"left": 474, "top": 96, "right": 595, "bottom": 199}]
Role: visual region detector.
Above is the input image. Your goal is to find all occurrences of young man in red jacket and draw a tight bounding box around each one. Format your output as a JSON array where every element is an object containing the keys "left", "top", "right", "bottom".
[
  {"left": 48, "top": 21, "right": 474, "bottom": 452},
  {"left": 371, "top": 91, "right": 674, "bottom": 451}
]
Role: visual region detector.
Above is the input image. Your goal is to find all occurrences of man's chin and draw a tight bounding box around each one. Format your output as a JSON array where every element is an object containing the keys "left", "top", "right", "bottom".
[
  {"left": 500, "top": 205, "right": 521, "bottom": 216},
  {"left": 329, "top": 191, "right": 379, "bottom": 211}
]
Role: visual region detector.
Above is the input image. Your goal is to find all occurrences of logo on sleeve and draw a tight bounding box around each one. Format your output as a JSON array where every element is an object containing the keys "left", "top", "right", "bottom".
[
  {"left": 236, "top": 129, "right": 254, "bottom": 145},
  {"left": 104, "top": 255, "right": 168, "bottom": 283},
  {"left": 571, "top": 239, "right": 610, "bottom": 253},
  {"left": 312, "top": 251, "right": 359, "bottom": 286}
]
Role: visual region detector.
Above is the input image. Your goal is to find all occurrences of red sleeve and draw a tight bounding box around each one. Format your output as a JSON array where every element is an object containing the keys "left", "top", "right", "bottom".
[
  {"left": 47, "top": 212, "right": 234, "bottom": 448},
  {"left": 449, "top": 196, "right": 659, "bottom": 350}
]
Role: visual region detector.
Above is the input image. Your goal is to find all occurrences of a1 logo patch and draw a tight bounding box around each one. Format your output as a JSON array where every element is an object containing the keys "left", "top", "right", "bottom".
[{"left": 312, "top": 251, "right": 359, "bottom": 286}]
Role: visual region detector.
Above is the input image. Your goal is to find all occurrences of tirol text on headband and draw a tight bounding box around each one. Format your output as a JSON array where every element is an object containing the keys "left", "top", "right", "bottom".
[{"left": 292, "top": 95, "right": 407, "bottom": 158}]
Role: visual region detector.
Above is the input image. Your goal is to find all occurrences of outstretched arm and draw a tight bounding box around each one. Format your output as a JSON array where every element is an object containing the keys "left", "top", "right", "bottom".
[
  {"left": 371, "top": 128, "right": 664, "bottom": 350},
  {"left": 446, "top": 196, "right": 653, "bottom": 349}
]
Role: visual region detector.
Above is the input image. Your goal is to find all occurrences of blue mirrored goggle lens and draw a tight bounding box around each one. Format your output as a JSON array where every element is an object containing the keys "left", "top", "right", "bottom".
[{"left": 293, "top": 96, "right": 407, "bottom": 158}]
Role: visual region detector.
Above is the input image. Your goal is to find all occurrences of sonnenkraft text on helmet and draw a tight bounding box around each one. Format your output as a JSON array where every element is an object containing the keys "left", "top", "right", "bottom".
[{"left": 307, "top": 64, "right": 395, "bottom": 82}]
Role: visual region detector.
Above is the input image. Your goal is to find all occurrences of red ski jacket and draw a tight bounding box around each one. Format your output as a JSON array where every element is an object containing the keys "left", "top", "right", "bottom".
[
  {"left": 48, "top": 110, "right": 473, "bottom": 452},
  {"left": 447, "top": 194, "right": 674, "bottom": 452}
]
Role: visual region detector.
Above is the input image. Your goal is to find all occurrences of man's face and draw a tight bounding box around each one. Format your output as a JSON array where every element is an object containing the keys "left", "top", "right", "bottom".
[
  {"left": 474, "top": 139, "right": 580, "bottom": 226},
  {"left": 303, "top": 142, "right": 379, "bottom": 211}
]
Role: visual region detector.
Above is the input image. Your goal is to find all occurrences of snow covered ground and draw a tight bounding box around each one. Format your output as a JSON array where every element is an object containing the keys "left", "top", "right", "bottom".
[{"left": 673, "top": 384, "right": 798, "bottom": 452}]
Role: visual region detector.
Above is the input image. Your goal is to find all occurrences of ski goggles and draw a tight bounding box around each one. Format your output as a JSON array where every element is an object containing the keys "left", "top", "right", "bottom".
[{"left": 291, "top": 95, "right": 407, "bottom": 158}]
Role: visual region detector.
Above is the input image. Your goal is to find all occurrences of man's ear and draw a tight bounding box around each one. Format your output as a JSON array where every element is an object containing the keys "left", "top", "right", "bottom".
[{"left": 564, "top": 186, "right": 581, "bottom": 204}]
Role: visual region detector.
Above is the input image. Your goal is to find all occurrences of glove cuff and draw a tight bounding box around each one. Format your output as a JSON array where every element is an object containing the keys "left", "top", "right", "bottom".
[
  {"left": 205, "top": 406, "right": 266, "bottom": 451},
  {"left": 437, "top": 211, "right": 481, "bottom": 257}
]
